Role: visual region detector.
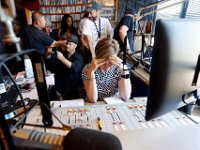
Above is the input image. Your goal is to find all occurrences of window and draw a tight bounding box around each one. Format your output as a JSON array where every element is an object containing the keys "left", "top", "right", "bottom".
[
  {"left": 156, "top": 0, "right": 183, "bottom": 19},
  {"left": 185, "top": 0, "right": 200, "bottom": 19}
]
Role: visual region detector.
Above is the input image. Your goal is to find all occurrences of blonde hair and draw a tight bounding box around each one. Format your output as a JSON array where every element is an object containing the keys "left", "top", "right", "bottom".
[{"left": 95, "top": 38, "right": 120, "bottom": 59}]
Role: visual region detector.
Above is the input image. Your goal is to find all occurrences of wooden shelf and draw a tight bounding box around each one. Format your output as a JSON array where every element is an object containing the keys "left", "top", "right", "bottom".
[
  {"left": 43, "top": 12, "right": 85, "bottom": 15},
  {"left": 40, "top": 3, "right": 90, "bottom": 7},
  {"left": 38, "top": 0, "right": 118, "bottom": 29},
  {"left": 52, "top": 20, "right": 80, "bottom": 23}
]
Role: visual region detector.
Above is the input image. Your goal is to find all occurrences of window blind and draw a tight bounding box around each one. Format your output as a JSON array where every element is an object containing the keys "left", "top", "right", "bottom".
[
  {"left": 156, "top": 0, "right": 183, "bottom": 19},
  {"left": 185, "top": 0, "right": 200, "bottom": 19}
]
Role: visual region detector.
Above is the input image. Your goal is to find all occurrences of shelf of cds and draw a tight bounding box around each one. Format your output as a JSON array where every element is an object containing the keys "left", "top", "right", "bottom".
[
  {"left": 39, "top": 0, "right": 92, "bottom": 29},
  {"left": 38, "top": 0, "right": 118, "bottom": 29}
]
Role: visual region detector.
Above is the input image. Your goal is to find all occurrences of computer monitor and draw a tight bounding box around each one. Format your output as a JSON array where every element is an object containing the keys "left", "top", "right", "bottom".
[
  {"left": 145, "top": 19, "right": 200, "bottom": 121},
  {"left": 0, "top": 70, "right": 18, "bottom": 110}
]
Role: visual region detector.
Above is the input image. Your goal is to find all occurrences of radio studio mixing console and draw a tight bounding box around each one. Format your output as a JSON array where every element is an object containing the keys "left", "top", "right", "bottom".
[{"left": 24, "top": 101, "right": 196, "bottom": 135}]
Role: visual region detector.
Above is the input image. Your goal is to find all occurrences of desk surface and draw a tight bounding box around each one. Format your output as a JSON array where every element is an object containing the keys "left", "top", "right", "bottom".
[
  {"left": 24, "top": 99, "right": 199, "bottom": 150},
  {"left": 19, "top": 71, "right": 200, "bottom": 150},
  {"left": 17, "top": 74, "right": 54, "bottom": 100},
  {"left": 111, "top": 124, "right": 200, "bottom": 150},
  {"left": 25, "top": 102, "right": 200, "bottom": 150}
]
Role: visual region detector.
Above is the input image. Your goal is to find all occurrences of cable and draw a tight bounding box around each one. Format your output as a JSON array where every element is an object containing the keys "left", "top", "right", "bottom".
[
  {"left": 2, "top": 63, "right": 28, "bottom": 129},
  {"left": 10, "top": 101, "right": 39, "bottom": 133},
  {"left": 11, "top": 101, "right": 72, "bottom": 133},
  {"left": 123, "top": 36, "right": 128, "bottom": 71},
  {"left": 122, "top": 36, "right": 140, "bottom": 71},
  {"left": 2, "top": 63, "right": 27, "bottom": 109},
  {"left": 138, "top": 20, "right": 145, "bottom": 61},
  {"left": 41, "top": 102, "right": 72, "bottom": 131},
  {"left": 192, "top": 54, "right": 200, "bottom": 86}
]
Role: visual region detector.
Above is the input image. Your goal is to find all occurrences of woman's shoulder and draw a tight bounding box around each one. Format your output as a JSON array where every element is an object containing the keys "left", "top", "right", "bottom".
[
  {"left": 111, "top": 65, "right": 121, "bottom": 71},
  {"left": 110, "top": 65, "right": 122, "bottom": 75}
]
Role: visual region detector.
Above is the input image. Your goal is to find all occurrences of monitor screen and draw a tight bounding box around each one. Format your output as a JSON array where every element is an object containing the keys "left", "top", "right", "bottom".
[
  {"left": 145, "top": 19, "right": 200, "bottom": 121},
  {"left": 0, "top": 69, "right": 18, "bottom": 105}
]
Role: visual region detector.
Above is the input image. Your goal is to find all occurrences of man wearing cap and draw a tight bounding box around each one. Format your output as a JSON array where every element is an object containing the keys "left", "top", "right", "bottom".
[
  {"left": 114, "top": 8, "right": 136, "bottom": 54},
  {"left": 82, "top": 2, "right": 113, "bottom": 60},
  {"left": 46, "top": 34, "right": 84, "bottom": 100}
]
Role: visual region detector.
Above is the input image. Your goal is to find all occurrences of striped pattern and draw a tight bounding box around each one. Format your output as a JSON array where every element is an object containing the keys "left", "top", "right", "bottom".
[{"left": 82, "top": 65, "right": 122, "bottom": 100}]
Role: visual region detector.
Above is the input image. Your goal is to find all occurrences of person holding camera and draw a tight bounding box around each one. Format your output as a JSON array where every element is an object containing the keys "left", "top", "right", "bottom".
[{"left": 46, "top": 34, "right": 83, "bottom": 100}]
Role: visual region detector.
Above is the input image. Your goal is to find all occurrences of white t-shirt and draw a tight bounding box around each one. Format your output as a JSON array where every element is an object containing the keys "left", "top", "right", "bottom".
[
  {"left": 78, "top": 17, "right": 90, "bottom": 35},
  {"left": 82, "top": 17, "right": 113, "bottom": 50}
]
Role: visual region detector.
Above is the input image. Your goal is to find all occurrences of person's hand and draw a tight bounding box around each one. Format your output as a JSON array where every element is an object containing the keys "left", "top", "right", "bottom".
[
  {"left": 89, "top": 58, "right": 106, "bottom": 73},
  {"left": 45, "top": 47, "right": 53, "bottom": 58},
  {"left": 56, "top": 51, "right": 65, "bottom": 61},
  {"left": 109, "top": 56, "right": 123, "bottom": 70},
  {"left": 87, "top": 58, "right": 106, "bottom": 79}
]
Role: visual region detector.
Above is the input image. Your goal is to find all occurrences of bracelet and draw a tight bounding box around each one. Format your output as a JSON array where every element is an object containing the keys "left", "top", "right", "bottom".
[
  {"left": 122, "top": 65, "right": 129, "bottom": 75},
  {"left": 121, "top": 74, "right": 130, "bottom": 79},
  {"left": 122, "top": 70, "right": 129, "bottom": 75},
  {"left": 86, "top": 77, "right": 96, "bottom": 81}
]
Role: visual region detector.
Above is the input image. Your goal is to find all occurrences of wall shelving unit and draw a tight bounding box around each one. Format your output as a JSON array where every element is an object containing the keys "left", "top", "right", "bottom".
[{"left": 38, "top": 0, "right": 118, "bottom": 29}]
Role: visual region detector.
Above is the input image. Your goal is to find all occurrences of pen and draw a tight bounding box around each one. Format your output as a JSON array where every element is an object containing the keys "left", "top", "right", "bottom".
[{"left": 97, "top": 117, "right": 102, "bottom": 130}]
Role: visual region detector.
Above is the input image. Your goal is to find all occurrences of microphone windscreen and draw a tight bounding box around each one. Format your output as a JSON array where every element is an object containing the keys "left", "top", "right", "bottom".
[{"left": 63, "top": 128, "right": 122, "bottom": 150}]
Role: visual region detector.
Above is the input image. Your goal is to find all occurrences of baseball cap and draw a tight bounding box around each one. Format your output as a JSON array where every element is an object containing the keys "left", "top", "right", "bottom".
[
  {"left": 86, "top": 2, "right": 101, "bottom": 12},
  {"left": 67, "top": 34, "right": 78, "bottom": 44}
]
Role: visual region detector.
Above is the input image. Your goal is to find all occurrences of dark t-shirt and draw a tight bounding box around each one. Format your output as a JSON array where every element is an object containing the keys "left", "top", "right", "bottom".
[
  {"left": 114, "top": 16, "right": 134, "bottom": 52},
  {"left": 0, "top": 23, "right": 5, "bottom": 54},
  {"left": 23, "top": 25, "right": 54, "bottom": 54},
  {"left": 47, "top": 51, "right": 83, "bottom": 100},
  {"left": 49, "top": 29, "right": 59, "bottom": 40}
]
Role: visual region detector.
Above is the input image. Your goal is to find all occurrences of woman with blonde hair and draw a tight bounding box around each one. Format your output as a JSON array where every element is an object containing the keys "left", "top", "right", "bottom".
[{"left": 82, "top": 38, "right": 132, "bottom": 102}]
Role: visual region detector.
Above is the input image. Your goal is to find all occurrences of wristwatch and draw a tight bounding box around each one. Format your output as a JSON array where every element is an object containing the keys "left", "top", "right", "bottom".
[{"left": 121, "top": 74, "right": 130, "bottom": 79}]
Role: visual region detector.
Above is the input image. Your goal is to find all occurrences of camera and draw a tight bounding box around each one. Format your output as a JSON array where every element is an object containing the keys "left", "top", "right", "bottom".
[{"left": 52, "top": 47, "right": 58, "bottom": 53}]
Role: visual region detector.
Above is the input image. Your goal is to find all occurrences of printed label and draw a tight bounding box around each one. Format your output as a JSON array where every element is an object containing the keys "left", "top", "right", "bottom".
[
  {"left": 0, "top": 83, "right": 6, "bottom": 94},
  {"left": 35, "top": 63, "right": 44, "bottom": 83}
]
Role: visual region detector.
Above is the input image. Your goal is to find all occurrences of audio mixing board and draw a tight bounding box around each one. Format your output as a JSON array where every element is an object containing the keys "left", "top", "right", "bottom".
[{"left": 24, "top": 101, "right": 196, "bottom": 135}]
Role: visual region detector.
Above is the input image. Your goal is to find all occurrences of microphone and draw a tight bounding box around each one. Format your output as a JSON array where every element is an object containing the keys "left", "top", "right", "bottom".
[
  {"left": 63, "top": 128, "right": 122, "bottom": 150},
  {"left": 12, "top": 128, "right": 122, "bottom": 150}
]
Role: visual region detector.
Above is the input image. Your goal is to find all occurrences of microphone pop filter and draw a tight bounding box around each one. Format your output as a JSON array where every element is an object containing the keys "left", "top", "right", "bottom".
[{"left": 63, "top": 128, "right": 122, "bottom": 150}]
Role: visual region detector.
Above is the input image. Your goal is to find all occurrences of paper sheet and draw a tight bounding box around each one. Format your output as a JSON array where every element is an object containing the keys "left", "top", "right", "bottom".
[
  {"left": 104, "top": 97, "right": 124, "bottom": 104},
  {"left": 132, "top": 97, "right": 147, "bottom": 103},
  {"left": 50, "top": 99, "right": 85, "bottom": 108},
  {"left": 45, "top": 74, "right": 55, "bottom": 86}
]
